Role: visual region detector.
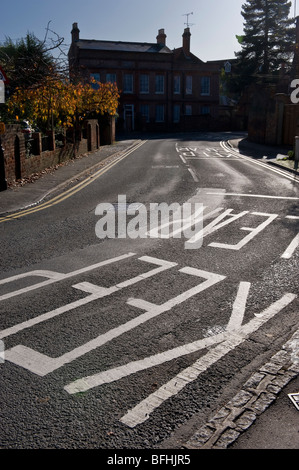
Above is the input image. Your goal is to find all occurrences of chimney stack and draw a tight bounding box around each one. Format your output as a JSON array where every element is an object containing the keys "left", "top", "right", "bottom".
[
  {"left": 71, "top": 23, "right": 80, "bottom": 43},
  {"left": 156, "top": 28, "right": 167, "bottom": 46},
  {"left": 182, "top": 27, "right": 191, "bottom": 54}
]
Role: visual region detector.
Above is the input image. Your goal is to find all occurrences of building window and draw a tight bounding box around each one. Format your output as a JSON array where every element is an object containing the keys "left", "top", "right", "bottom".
[
  {"left": 140, "top": 74, "right": 149, "bottom": 94},
  {"left": 90, "top": 73, "right": 100, "bottom": 89},
  {"left": 201, "top": 106, "right": 210, "bottom": 115},
  {"left": 185, "top": 105, "right": 192, "bottom": 115},
  {"left": 174, "top": 76, "right": 180, "bottom": 94},
  {"left": 155, "top": 104, "right": 164, "bottom": 122},
  {"left": 124, "top": 74, "right": 133, "bottom": 93},
  {"left": 140, "top": 104, "right": 150, "bottom": 122},
  {"left": 186, "top": 76, "right": 192, "bottom": 94},
  {"left": 224, "top": 61, "right": 232, "bottom": 73},
  {"left": 173, "top": 105, "right": 180, "bottom": 123},
  {"left": 155, "top": 75, "right": 164, "bottom": 94},
  {"left": 201, "top": 77, "right": 210, "bottom": 96},
  {"left": 106, "top": 73, "right": 116, "bottom": 84}
]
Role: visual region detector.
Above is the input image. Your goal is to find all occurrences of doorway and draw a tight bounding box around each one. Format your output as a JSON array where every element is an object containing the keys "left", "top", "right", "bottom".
[{"left": 124, "top": 104, "right": 134, "bottom": 132}]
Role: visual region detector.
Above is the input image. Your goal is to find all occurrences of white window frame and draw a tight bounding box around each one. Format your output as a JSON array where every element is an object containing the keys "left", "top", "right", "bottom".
[
  {"left": 140, "top": 104, "right": 150, "bottom": 122},
  {"left": 201, "top": 105, "right": 210, "bottom": 115},
  {"left": 201, "top": 76, "right": 211, "bottom": 96},
  {"left": 185, "top": 104, "right": 192, "bottom": 116},
  {"left": 90, "top": 73, "right": 100, "bottom": 89},
  {"left": 140, "top": 74, "right": 149, "bottom": 94},
  {"left": 174, "top": 75, "right": 180, "bottom": 94},
  {"left": 186, "top": 76, "right": 192, "bottom": 95},
  {"left": 123, "top": 74, "right": 133, "bottom": 93},
  {"left": 155, "top": 75, "right": 164, "bottom": 94},
  {"left": 106, "top": 73, "right": 116, "bottom": 84},
  {"left": 155, "top": 104, "right": 165, "bottom": 122},
  {"left": 173, "top": 104, "right": 180, "bottom": 123}
]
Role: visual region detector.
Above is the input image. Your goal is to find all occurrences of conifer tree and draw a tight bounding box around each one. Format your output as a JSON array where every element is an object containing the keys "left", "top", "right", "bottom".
[{"left": 231, "top": 0, "right": 295, "bottom": 91}]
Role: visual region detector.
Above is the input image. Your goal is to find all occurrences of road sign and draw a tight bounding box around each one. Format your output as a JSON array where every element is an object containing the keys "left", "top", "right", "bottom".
[
  {"left": 0, "top": 81, "right": 5, "bottom": 104},
  {"left": 0, "top": 66, "right": 9, "bottom": 84}
]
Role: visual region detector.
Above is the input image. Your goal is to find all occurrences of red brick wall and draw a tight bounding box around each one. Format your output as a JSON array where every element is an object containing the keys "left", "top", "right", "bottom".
[{"left": 0, "top": 119, "right": 101, "bottom": 185}]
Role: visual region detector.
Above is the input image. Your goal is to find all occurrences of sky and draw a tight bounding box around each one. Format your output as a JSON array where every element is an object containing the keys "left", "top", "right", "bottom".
[{"left": 0, "top": 0, "right": 298, "bottom": 62}]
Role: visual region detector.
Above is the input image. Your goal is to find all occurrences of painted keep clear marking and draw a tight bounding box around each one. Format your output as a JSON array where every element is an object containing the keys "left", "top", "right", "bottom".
[
  {"left": 64, "top": 281, "right": 296, "bottom": 428},
  {"left": 185, "top": 208, "right": 249, "bottom": 248},
  {"left": 0, "top": 255, "right": 176, "bottom": 339},
  {"left": 64, "top": 267, "right": 226, "bottom": 393},
  {"left": 209, "top": 212, "right": 278, "bottom": 251},
  {"left": 0, "top": 252, "right": 136, "bottom": 302},
  {"left": 120, "top": 292, "right": 296, "bottom": 428},
  {"left": 5, "top": 265, "right": 224, "bottom": 376},
  {"left": 3, "top": 256, "right": 178, "bottom": 375},
  {"left": 281, "top": 233, "right": 299, "bottom": 259}
]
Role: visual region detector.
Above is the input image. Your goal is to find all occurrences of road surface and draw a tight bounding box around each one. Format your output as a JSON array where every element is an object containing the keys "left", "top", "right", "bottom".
[{"left": 0, "top": 132, "right": 298, "bottom": 450}]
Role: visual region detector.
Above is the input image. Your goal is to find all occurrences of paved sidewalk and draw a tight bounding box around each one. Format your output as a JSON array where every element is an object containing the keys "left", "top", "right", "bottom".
[
  {"left": 229, "top": 137, "right": 299, "bottom": 176},
  {"left": 183, "top": 328, "right": 299, "bottom": 449},
  {"left": 0, "top": 138, "right": 141, "bottom": 215}
]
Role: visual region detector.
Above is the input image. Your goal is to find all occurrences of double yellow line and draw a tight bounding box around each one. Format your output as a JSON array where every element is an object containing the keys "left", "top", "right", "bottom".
[{"left": 0, "top": 140, "right": 147, "bottom": 224}]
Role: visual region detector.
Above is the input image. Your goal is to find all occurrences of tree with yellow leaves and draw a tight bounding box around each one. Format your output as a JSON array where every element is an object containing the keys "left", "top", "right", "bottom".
[{"left": 7, "top": 77, "right": 119, "bottom": 132}]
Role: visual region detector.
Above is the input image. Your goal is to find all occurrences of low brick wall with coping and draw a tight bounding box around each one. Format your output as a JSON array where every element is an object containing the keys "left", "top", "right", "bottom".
[{"left": 0, "top": 118, "right": 103, "bottom": 186}]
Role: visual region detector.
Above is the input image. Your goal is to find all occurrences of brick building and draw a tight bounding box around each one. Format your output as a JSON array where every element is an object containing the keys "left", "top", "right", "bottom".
[{"left": 68, "top": 23, "right": 224, "bottom": 133}]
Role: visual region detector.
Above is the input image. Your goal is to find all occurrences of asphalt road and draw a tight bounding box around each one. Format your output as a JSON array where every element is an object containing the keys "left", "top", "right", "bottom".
[{"left": 0, "top": 132, "right": 298, "bottom": 451}]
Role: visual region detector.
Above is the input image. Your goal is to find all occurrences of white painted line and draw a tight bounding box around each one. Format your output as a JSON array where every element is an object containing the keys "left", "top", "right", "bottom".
[
  {"left": 64, "top": 268, "right": 226, "bottom": 392},
  {"left": 4, "top": 257, "right": 178, "bottom": 375},
  {"left": 1, "top": 256, "right": 176, "bottom": 341},
  {"left": 222, "top": 141, "right": 299, "bottom": 183},
  {"left": 281, "top": 233, "right": 299, "bottom": 259},
  {"left": 179, "top": 155, "right": 187, "bottom": 164},
  {"left": 120, "top": 292, "right": 296, "bottom": 427},
  {"left": 145, "top": 205, "right": 206, "bottom": 240},
  {"left": 185, "top": 209, "right": 248, "bottom": 248},
  {"left": 188, "top": 168, "right": 199, "bottom": 182},
  {"left": 206, "top": 192, "right": 299, "bottom": 200},
  {"left": 209, "top": 212, "right": 278, "bottom": 251},
  {"left": 226, "top": 282, "right": 251, "bottom": 331},
  {"left": 286, "top": 215, "right": 299, "bottom": 219},
  {"left": 0, "top": 252, "right": 136, "bottom": 302}
]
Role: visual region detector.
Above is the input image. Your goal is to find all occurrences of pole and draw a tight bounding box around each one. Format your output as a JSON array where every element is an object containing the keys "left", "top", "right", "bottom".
[
  {"left": 0, "top": 137, "right": 7, "bottom": 191},
  {"left": 295, "top": 136, "right": 299, "bottom": 170}
]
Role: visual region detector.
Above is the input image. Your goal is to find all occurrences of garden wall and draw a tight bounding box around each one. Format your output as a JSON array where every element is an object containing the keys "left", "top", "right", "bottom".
[{"left": 0, "top": 119, "right": 102, "bottom": 188}]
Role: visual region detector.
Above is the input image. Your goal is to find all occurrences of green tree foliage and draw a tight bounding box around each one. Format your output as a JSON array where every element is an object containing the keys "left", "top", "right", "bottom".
[
  {"left": 0, "top": 32, "right": 58, "bottom": 93},
  {"left": 230, "top": 0, "right": 295, "bottom": 93}
]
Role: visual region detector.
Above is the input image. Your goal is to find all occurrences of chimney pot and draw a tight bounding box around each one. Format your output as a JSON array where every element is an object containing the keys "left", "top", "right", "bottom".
[
  {"left": 157, "top": 28, "right": 166, "bottom": 45},
  {"left": 71, "top": 23, "right": 80, "bottom": 43},
  {"left": 182, "top": 27, "right": 191, "bottom": 54}
]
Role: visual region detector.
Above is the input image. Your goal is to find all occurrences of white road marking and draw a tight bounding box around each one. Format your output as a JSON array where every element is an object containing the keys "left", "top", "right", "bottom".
[
  {"left": 0, "top": 252, "right": 136, "bottom": 302},
  {"left": 221, "top": 141, "right": 299, "bottom": 183},
  {"left": 8, "top": 266, "right": 224, "bottom": 377},
  {"left": 209, "top": 212, "right": 278, "bottom": 251},
  {"left": 281, "top": 233, "right": 299, "bottom": 259},
  {"left": 188, "top": 168, "right": 199, "bottom": 182},
  {"left": 226, "top": 282, "right": 251, "bottom": 331},
  {"left": 120, "top": 292, "right": 296, "bottom": 427},
  {"left": 206, "top": 192, "right": 299, "bottom": 200},
  {"left": 1, "top": 256, "right": 176, "bottom": 341},
  {"left": 64, "top": 268, "right": 226, "bottom": 392},
  {"left": 185, "top": 209, "right": 249, "bottom": 248},
  {"left": 179, "top": 155, "right": 187, "bottom": 164}
]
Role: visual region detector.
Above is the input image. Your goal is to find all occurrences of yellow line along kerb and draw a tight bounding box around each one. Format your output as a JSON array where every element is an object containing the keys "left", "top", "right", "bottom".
[{"left": 0, "top": 140, "right": 147, "bottom": 223}]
